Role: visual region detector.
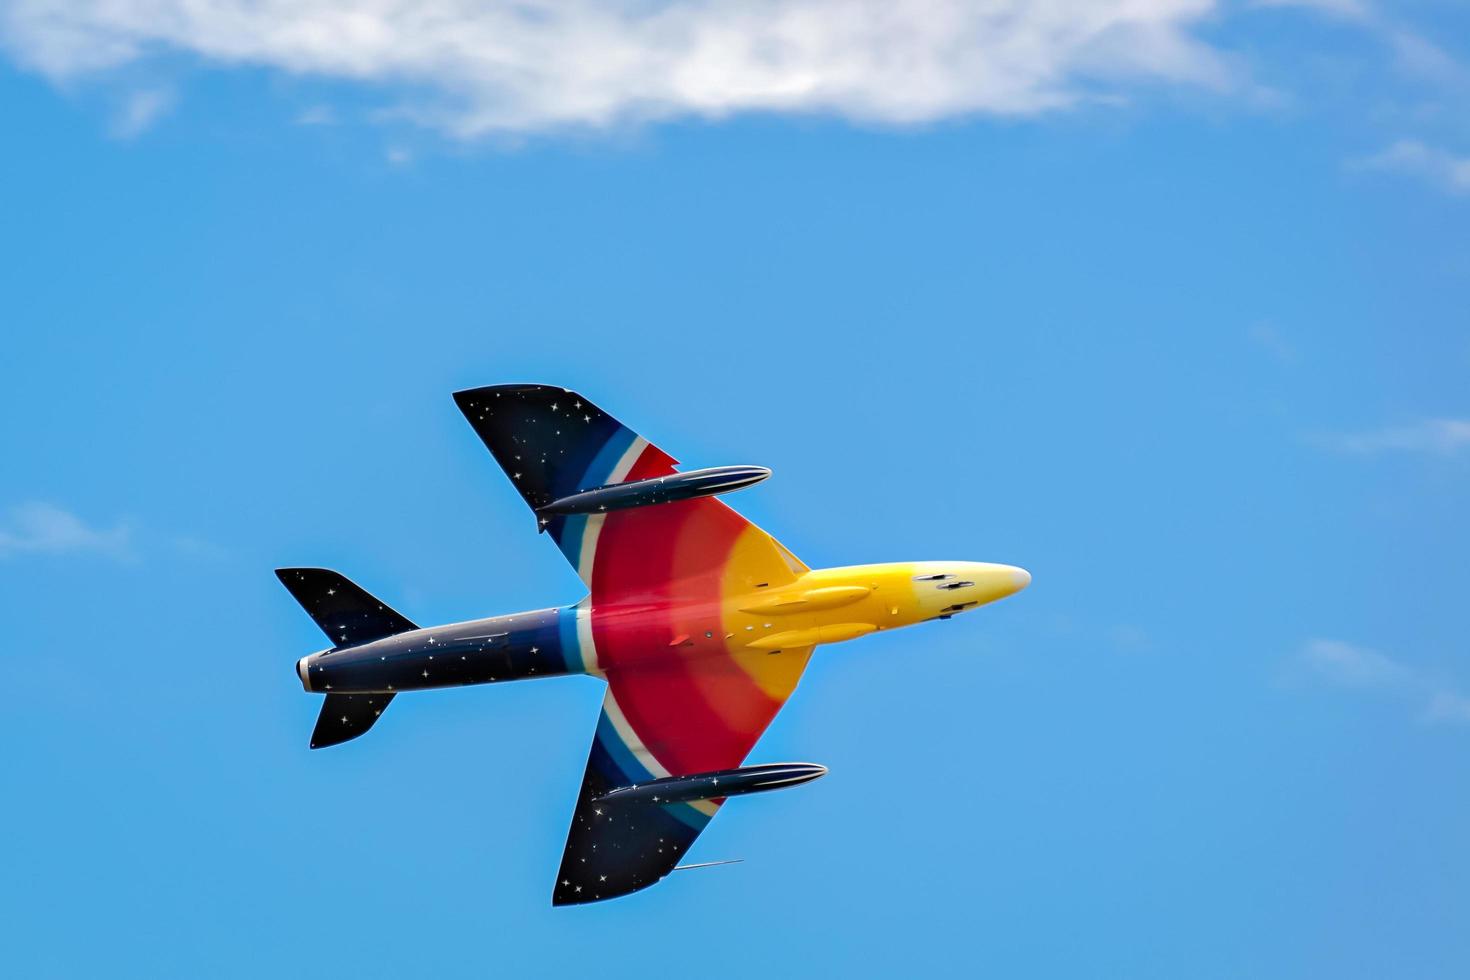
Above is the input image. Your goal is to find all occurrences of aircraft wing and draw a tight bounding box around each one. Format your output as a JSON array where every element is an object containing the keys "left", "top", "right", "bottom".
[
  {"left": 553, "top": 646, "right": 814, "bottom": 905},
  {"left": 452, "top": 384, "right": 807, "bottom": 594},
  {"left": 453, "top": 384, "right": 818, "bottom": 904}
]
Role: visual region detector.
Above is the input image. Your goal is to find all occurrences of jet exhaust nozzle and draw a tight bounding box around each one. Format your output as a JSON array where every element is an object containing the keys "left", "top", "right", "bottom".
[{"left": 594, "top": 762, "right": 827, "bottom": 806}]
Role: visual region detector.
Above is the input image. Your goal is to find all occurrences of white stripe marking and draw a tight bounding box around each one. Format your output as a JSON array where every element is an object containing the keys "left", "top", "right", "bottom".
[
  {"left": 574, "top": 596, "right": 599, "bottom": 676},
  {"left": 602, "top": 686, "right": 672, "bottom": 780},
  {"left": 575, "top": 435, "right": 649, "bottom": 583}
]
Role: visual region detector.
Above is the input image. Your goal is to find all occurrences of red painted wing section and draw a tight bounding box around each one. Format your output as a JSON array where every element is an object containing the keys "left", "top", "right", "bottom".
[{"left": 589, "top": 445, "right": 804, "bottom": 777}]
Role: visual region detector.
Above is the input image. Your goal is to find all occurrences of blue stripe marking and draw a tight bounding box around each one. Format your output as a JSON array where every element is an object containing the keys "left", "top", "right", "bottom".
[
  {"left": 667, "top": 800, "right": 714, "bottom": 830},
  {"left": 552, "top": 426, "right": 636, "bottom": 571},
  {"left": 563, "top": 428, "right": 638, "bottom": 563},
  {"left": 595, "top": 708, "right": 655, "bottom": 783},
  {"left": 594, "top": 708, "right": 712, "bottom": 832},
  {"left": 584, "top": 425, "right": 638, "bottom": 487},
  {"left": 556, "top": 605, "right": 584, "bottom": 674},
  {"left": 554, "top": 514, "right": 590, "bottom": 573}
]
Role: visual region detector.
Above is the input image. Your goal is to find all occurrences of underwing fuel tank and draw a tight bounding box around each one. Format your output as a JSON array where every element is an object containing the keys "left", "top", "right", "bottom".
[
  {"left": 593, "top": 763, "right": 827, "bottom": 806},
  {"left": 535, "top": 465, "right": 770, "bottom": 529}
]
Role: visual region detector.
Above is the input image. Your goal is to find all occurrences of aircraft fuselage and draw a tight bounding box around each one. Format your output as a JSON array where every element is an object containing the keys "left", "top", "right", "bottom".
[{"left": 297, "top": 561, "right": 1029, "bottom": 695}]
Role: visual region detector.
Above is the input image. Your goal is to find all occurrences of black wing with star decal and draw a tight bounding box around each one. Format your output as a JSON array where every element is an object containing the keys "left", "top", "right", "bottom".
[
  {"left": 452, "top": 384, "right": 681, "bottom": 585},
  {"left": 551, "top": 686, "right": 708, "bottom": 905}
]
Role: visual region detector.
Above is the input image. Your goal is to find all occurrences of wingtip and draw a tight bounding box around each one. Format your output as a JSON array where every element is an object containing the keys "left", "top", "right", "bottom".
[
  {"left": 275, "top": 566, "right": 331, "bottom": 580},
  {"left": 453, "top": 383, "right": 562, "bottom": 402}
]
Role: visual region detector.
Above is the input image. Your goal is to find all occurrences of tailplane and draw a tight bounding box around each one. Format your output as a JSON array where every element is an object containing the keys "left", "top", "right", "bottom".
[
  {"left": 275, "top": 567, "right": 417, "bottom": 647},
  {"left": 276, "top": 567, "right": 418, "bottom": 749},
  {"left": 311, "top": 693, "right": 395, "bottom": 749}
]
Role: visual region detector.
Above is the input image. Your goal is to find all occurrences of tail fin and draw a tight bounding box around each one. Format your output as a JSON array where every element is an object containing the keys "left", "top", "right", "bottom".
[
  {"left": 275, "top": 567, "right": 417, "bottom": 647},
  {"left": 311, "top": 693, "right": 395, "bottom": 749}
]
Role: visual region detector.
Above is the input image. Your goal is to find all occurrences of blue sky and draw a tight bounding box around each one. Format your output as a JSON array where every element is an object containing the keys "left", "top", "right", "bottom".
[{"left": 2, "top": 2, "right": 1468, "bottom": 976}]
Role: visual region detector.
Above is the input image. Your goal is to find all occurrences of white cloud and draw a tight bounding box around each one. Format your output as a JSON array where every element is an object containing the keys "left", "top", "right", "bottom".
[
  {"left": 1355, "top": 139, "right": 1470, "bottom": 195},
  {"left": 0, "top": 502, "right": 133, "bottom": 560},
  {"left": 109, "top": 85, "right": 174, "bottom": 138},
  {"left": 0, "top": 0, "right": 1237, "bottom": 137},
  {"left": 1318, "top": 418, "right": 1470, "bottom": 456},
  {"left": 1296, "top": 639, "right": 1470, "bottom": 726}
]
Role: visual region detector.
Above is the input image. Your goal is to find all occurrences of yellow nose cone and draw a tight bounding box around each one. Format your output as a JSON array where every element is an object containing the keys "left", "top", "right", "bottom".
[
  {"left": 967, "top": 563, "right": 1031, "bottom": 603},
  {"left": 1000, "top": 564, "right": 1031, "bottom": 595},
  {"left": 907, "top": 561, "right": 1031, "bottom": 617}
]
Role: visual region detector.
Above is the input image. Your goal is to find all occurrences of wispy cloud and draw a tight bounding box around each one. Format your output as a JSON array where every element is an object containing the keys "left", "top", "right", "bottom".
[
  {"left": 1251, "top": 0, "right": 1371, "bottom": 21},
  {"left": 1354, "top": 139, "right": 1470, "bottom": 195},
  {"left": 294, "top": 104, "right": 336, "bottom": 127},
  {"left": 1256, "top": 0, "right": 1465, "bottom": 86},
  {"left": 0, "top": 502, "right": 133, "bottom": 560},
  {"left": 109, "top": 85, "right": 174, "bottom": 138},
  {"left": 1386, "top": 30, "right": 1467, "bottom": 87},
  {"left": 0, "top": 1, "right": 1238, "bottom": 137},
  {"left": 1293, "top": 639, "right": 1470, "bottom": 726},
  {"left": 1299, "top": 639, "right": 1409, "bottom": 688},
  {"left": 1316, "top": 418, "right": 1470, "bottom": 456},
  {"left": 1248, "top": 322, "right": 1296, "bottom": 363},
  {"left": 1257, "top": 2, "right": 1469, "bottom": 180}
]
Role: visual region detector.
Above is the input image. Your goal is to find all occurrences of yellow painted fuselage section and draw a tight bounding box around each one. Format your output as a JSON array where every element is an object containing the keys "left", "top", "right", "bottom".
[{"left": 588, "top": 560, "right": 1028, "bottom": 689}]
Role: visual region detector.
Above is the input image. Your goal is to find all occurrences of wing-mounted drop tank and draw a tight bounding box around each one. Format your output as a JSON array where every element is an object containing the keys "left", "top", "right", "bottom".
[
  {"left": 535, "top": 465, "right": 770, "bottom": 530},
  {"left": 593, "top": 762, "right": 827, "bottom": 805}
]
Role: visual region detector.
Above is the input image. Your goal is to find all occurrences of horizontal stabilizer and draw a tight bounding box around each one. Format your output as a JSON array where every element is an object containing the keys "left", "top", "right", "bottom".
[
  {"left": 275, "top": 567, "right": 417, "bottom": 648},
  {"left": 311, "top": 693, "right": 396, "bottom": 749}
]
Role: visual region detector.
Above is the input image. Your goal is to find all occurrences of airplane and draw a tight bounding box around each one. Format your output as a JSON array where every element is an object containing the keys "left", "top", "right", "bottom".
[{"left": 278, "top": 384, "right": 1030, "bottom": 905}]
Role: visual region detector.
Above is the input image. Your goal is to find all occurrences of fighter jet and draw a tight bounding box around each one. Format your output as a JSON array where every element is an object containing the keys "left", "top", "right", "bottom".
[{"left": 279, "top": 384, "right": 1030, "bottom": 905}]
